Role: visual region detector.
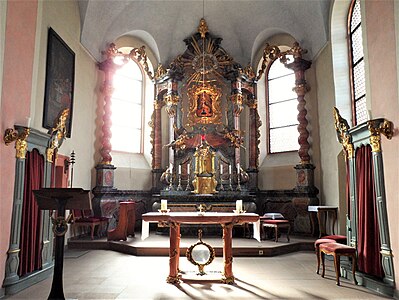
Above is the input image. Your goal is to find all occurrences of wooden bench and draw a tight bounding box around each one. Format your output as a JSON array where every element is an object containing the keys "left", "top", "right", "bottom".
[
  {"left": 107, "top": 201, "right": 136, "bottom": 241},
  {"left": 314, "top": 235, "right": 347, "bottom": 274},
  {"left": 319, "top": 242, "right": 357, "bottom": 286}
]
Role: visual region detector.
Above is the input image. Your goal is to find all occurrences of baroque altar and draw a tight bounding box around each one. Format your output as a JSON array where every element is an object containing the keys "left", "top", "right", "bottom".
[{"left": 150, "top": 18, "right": 261, "bottom": 210}]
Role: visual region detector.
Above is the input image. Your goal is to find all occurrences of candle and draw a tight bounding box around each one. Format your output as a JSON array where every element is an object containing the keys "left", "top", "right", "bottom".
[
  {"left": 169, "top": 163, "right": 173, "bottom": 172},
  {"left": 178, "top": 164, "right": 181, "bottom": 175},
  {"left": 220, "top": 164, "right": 223, "bottom": 174},
  {"left": 161, "top": 200, "right": 167, "bottom": 211},
  {"left": 236, "top": 200, "right": 243, "bottom": 212},
  {"left": 237, "top": 163, "right": 240, "bottom": 174},
  {"left": 229, "top": 165, "right": 232, "bottom": 174},
  {"left": 187, "top": 164, "right": 190, "bottom": 175}
]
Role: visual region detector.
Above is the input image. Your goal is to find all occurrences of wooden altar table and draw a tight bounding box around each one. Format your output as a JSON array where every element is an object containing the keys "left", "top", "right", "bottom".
[{"left": 141, "top": 212, "right": 260, "bottom": 284}]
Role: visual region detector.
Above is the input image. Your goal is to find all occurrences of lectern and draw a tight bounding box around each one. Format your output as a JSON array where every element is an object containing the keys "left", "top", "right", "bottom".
[{"left": 34, "top": 188, "right": 91, "bottom": 300}]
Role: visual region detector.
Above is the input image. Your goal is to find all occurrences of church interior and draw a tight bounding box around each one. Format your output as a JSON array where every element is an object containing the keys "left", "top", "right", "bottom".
[{"left": 0, "top": 0, "right": 398, "bottom": 299}]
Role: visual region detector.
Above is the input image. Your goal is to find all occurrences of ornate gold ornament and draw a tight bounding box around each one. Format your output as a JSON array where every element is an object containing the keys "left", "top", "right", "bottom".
[
  {"left": 333, "top": 107, "right": 354, "bottom": 159},
  {"left": 164, "top": 94, "right": 180, "bottom": 117},
  {"left": 4, "top": 127, "right": 30, "bottom": 159},
  {"left": 154, "top": 64, "right": 167, "bottom": 80},
  {"left": 242, "top": 64, "right": 256, "bottom": 80},
  {"left": 230, "top": 93, "right": 243, "bottom": 116},
  {"left": 198, "top": 18, "right": 209, "bottom": 38},
  {"left": 47, "top": 108, "right": 70, "bottom": 163},
  {"left": 186, "top": 229, "right": 215, "bottom": 275},
  {"left": 103, "top": 43, "right": 154, "bottom": 80},
  {"left": 187, "top": 83, "right": 222, "bottom": 126},
  {"left": 368, "top": 119, "right": 394, "bottom": 152},
  {"left": 51, "top": 216, "right": 69, "bottom": 236},
  {"left": 224, "top": 129, "right": 244, "bottom": 149},
  {"left": 256, "top": 42, "right": 307, "bottom": 80}
]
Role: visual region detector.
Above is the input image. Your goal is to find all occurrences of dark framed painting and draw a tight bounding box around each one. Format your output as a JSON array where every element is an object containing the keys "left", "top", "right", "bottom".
[{"left": 43, "top": 27, "right": 75, "bottom": 137}]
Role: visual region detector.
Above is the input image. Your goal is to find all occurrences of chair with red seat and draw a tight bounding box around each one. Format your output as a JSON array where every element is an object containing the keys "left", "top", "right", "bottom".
[
  {"left": 260, "top": 213, "right": 290, "bottom": 242},
  {"left": 71, "top": 209, "right": 109, "bottom": 239}
]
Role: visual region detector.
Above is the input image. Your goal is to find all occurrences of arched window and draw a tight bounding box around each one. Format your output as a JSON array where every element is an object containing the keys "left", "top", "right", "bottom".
[
  {"left": 266, "top": 57, "right": 298, "bottom": 153},
  {"left": 111, "top": 52, "right": 144, "bottom": 153},
  {"left": 348, "top": 0, "right": 367, "bottom": 125}
]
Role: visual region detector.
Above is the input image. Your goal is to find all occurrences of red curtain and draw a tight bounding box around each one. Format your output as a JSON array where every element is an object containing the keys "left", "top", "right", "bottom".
[
  {"left": 19, "top": 149, "right": 44, "bottom": 276},
  {"left": 355, "top": 145, "right": 383, "bottom": 278}
]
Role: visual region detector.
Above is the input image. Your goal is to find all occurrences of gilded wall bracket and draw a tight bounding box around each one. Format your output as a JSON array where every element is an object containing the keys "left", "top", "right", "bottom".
[{"left": 3, "top": 127, "right": 30, "bottom": 159}]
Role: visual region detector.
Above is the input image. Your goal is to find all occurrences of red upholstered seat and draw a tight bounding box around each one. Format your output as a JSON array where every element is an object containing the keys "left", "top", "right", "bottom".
[
  {"left": 321, "top": 234, "right": 347, "bottom": 244},
  {"left": 314, "top": 238, "right": 337, "bottom": 247},
  {"left": 319, "top": 242, "right": 357, "bottom": 286},
  {"left": 263, "top": 219, "right": 290, "bottom": 225},
  {"left": 261, "top": 218, "right": 290, "bottom": 242},
  {"left": 319, "top": 242, "right": 356, "bottom": 254}
]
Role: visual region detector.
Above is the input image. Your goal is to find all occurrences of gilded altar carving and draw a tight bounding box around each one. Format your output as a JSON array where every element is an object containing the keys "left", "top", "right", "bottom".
[
  {"left": 368, "top": 119, "right": 394, "bottom": 153},
  {"left": 333, "top": 107, "right": 354, "bottom": 159},
  {"left": 4, "top": 127, "right": 30, "bottom": 159},
  {"left": 47, "top": 108, "right": 69, "bottom": 162},
  {"left": 192, "top": 141, "right": 217, "bottom": 194},
  {"left": 187, "top": 83, "right": 222, "bottom": 126}
]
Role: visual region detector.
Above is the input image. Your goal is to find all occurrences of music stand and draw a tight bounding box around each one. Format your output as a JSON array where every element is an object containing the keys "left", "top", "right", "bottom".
[{"left": 34, "top": 188, "right": 91, "bottom": 300}]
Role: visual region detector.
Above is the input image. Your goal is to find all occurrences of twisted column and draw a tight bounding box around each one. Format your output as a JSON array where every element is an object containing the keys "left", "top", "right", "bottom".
[
  {"left": 285, "top": 56, "right": 311, "bottom": 164},
  {"left": 98, "top": 58, "right": 117, "bottom": 164}
]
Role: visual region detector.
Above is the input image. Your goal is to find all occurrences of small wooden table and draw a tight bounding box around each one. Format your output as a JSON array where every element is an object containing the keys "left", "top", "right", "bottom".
[
  {"left": 142, "top": 212, "right": 260, "bottom": 284},
  {"left": 308, "top": 206, "right": 338, "bottom": 237}
]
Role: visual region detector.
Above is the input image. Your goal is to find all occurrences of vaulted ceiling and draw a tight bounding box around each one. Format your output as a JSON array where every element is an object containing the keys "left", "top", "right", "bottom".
[{"left": 78, "top": 0, "right": 332, "bottom": 67}]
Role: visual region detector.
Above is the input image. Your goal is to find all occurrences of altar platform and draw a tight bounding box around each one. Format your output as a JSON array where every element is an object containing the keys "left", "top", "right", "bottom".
[{"left": 67, "top": 233, "right": 315, "bottom": 257}]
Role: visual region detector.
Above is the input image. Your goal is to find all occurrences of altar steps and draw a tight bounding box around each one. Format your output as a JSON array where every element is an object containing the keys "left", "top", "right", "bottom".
[{"left": 67, "top": 234, "right": 315, "bottom": 257}]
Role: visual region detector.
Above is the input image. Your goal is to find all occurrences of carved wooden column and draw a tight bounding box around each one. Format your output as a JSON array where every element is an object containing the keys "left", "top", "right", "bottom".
[{"left": 246, "top": 91, "right": 260, "bottom": 192}]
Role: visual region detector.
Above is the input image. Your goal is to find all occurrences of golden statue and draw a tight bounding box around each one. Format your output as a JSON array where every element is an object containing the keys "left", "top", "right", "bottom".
[{"left": 192, "top": 138, "right": 217, "bottom": 194}]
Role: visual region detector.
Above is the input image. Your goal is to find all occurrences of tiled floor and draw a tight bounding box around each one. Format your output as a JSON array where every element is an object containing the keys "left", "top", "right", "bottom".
[{"left": 5, "top": 248, "right": 389, "bottom": 299}]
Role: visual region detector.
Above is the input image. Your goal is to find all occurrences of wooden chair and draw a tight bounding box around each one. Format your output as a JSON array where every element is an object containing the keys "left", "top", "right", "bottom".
[{"left": 71, "top": 209, "right": 108, "bottom": 239}]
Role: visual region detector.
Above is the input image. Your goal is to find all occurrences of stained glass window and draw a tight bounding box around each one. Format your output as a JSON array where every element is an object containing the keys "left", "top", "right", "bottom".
[
  {"left": 267, "top": 57, "right": 299, "bottom": 153},
  {"left": 349, "top": 0, "right": 367, "bottom": 125}
]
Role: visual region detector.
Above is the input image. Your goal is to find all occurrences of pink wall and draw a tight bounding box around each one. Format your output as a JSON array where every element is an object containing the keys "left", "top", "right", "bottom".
[
  {"left": 0, "top": 0, "right": 38, "bottom": 289},
  {"left": 365, "top": 0, "right": 399, "bottom": 290}
]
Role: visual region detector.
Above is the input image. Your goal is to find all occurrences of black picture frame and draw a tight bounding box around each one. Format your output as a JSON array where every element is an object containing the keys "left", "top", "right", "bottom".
[{"left": 43, "top": 27, "right": 75, "bottom": 137}]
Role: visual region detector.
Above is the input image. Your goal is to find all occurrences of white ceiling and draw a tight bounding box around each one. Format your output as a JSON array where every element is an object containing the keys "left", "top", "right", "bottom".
[{"left": 78, "top": 0, "right": 332, "bottom": 67}]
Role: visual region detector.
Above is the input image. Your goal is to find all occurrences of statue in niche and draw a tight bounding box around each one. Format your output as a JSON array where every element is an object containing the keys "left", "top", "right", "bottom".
[{"left": 196, "top": 92, "right": 213, "bottom": 117}]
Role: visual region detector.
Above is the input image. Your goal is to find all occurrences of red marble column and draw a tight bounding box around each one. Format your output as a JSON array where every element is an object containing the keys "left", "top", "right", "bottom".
[
  {"left": 284, "top": 46, "right": 312, "bottom": 164},
  {"left": 98, "top": 45, "right": 120, "bottom": 165}
]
